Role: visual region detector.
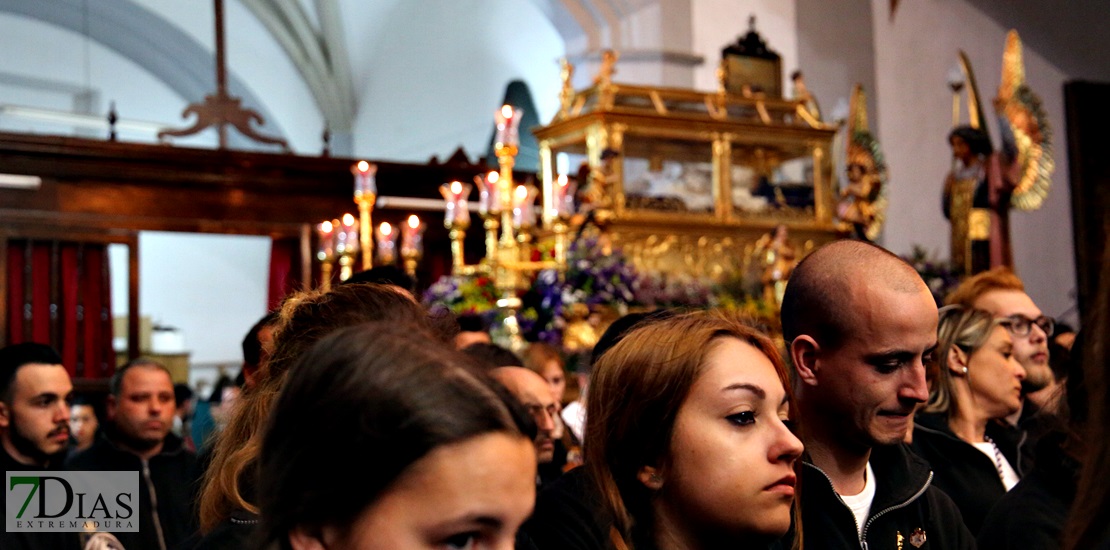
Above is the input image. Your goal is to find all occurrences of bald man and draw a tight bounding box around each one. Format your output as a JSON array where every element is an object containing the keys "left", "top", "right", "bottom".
[
  {"left": 780, "top": 240, "right": 973, "bottom": 549},
  {"left": 491, "top": 366, "right": 558, "bottom": 465}
]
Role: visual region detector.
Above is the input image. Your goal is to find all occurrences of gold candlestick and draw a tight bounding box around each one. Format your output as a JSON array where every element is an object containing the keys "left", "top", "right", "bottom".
[
  {"left": 356, "top": 196, "right": 375, "bottom": 270},
  {"left": 496, "top": 145, "right": 517, "bottom": 248},
  {"left": 320, "top": 261, "right": 333, "bottom": 291},
  {"left": 401, "top": 249, "right": 420, "bottom": 278},
  {"left": 352, "top": 160, "right": 378, "bottom": 271}
]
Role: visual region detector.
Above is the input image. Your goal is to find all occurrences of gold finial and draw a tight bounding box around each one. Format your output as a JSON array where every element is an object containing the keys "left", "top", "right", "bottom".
[
  {"left": 716, "top": 59, "right": 728, "bottom": 95},
  {"left": 594, "top": 49, "right": 619, "bottom": 88},
  {"left": 559, "top": 57, "right": 575, "bottom": 118}
]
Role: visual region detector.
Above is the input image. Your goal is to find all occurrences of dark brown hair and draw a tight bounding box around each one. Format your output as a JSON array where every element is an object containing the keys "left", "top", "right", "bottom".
[
  {"left": 1065, "top": 248, "right": 1110, "bottom": 549},
  {"left": 198, "top": 283, "right": 454, "bottom": 532},
  {"left": 256, "top": 322, "right": 524, "bottom": 549}
]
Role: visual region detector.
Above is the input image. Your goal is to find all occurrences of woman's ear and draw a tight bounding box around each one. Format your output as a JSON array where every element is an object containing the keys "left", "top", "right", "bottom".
[
  {"left": 288, "top": 526, "right": 328, "bottom": 550},
  {"left": 947, "top": 346, "right": 969, "bottom": 376},
  {"left": 637, "top": 465, "right": 664, "bottom": 490}
]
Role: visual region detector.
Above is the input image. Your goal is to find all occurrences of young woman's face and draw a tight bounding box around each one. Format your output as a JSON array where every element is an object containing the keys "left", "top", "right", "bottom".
[
  {"left": 298, "top": 433, "right": 536, "bottom": 550},
  {"left": 655, "top": 337, "right": 803, "bottom": 544},
  {"left": 966, "top": 325, "right": 1026, "bottom": 419},
  {"left": 542, "top": 360, "right": 566, "bottom": 403}
]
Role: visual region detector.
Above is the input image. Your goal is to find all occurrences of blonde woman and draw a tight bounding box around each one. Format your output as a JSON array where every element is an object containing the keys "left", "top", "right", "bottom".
[{"left": 912, "top": 305, "right": 1027, "bottom": 534}]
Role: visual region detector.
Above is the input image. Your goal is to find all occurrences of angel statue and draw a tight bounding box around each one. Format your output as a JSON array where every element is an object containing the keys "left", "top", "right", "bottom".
[
  {"left": 754, "top": 224, "right": 797, "bottom": 307},
  {"left": 835, "top": 84, "right": 888, "bottom": 241},
  {"left": 944, "top": 30, "right": 1054, "bottom": 275}
]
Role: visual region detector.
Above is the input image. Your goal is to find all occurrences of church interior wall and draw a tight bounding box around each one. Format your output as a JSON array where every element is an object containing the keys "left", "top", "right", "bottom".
[
  {"left": 870, "top": 0, "right": 1076, "bottom": 324},
  {"left": 795, "top": 0, "right": 878, "bottom": 144},
  {"left": 347, "top": 0, "right": 564, "bottom": 165},
  {"left": 691, "top": 0, "right": 797, "bottom": 93}
]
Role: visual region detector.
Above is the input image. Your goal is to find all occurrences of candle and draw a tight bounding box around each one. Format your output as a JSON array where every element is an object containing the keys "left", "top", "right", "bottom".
[
  {"left": 440, "top": 180, "right": 472, "bottom": 227},
  {"left": 494, "top": 105, "right": 522, "bottom": 149},
  {"left": 401, "top": 214, "right": 424, "bottom": 255},
  {"left": 375, "top": 222, "right": 396, "bottom": 264},
  {"left": 475, "top": 170, "right": 501, "bottom": 216},
  {"left": 352, "top": 160, "right": 377, "bottom": 199},
  {"left": 316, "top": 220, "right": 335, "bottom": 260},
  {"left": 334, "top": 213, "right": 358, "bottom": 256},
  {"left": 512, "top": 184, "right": 539, "bottom": 229}
]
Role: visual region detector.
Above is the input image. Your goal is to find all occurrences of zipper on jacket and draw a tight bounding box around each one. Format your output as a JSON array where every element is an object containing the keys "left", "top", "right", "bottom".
[
  {"left": 803, "top": 462, "right": 868, "bottom": 550},
  {"left": 860, "top": 471, "right": 933, "bottom": 549},
  {"left": 805, "top": 462, "right": 933, "bottom": 550},
  {"left": 141, "top": 458, "right": 168, "bottom": 550}
]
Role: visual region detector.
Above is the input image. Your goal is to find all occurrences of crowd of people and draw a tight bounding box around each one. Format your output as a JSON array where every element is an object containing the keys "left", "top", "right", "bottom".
[{"left": 1, "top": 240, "right": 1108, "bottom": 550}]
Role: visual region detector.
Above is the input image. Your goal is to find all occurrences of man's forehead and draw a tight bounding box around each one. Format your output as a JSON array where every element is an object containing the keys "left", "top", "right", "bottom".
[
  {"left": 14, "top": 363, "right": 72, "bottom": 395},
  {"left": 974, "top": 289, "right": 1040, "bottom": 317},
  {"left": 120, "top": 367, "right": 174, "bottom": 393}
]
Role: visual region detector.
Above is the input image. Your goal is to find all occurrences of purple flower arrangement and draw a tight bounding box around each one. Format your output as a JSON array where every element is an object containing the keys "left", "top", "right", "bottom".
[
  {"left": 902, "top": 245, "right": 961, "bottom": 306},
  {"left": 422, "top": 275, "right": 501, "bottom": 317},
  {"left": 521, "top": 237, "right": 639, "bottom": 344}
]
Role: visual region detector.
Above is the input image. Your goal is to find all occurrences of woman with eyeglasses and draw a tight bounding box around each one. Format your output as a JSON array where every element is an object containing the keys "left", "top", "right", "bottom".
[{"left": 911, "top": 305, "right": 1027, "bottom": 535}]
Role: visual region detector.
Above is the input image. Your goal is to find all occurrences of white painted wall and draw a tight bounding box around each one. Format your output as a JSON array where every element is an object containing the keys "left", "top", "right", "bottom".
[
  {"left": 691, "top": 0, "right": 797, "bottom": 94},
  {"left": 135, "top": 232, "right": 271, "bottom": 364},
  {"left": 0, "top": 12, "right": 215, "bottom": 147},
  {"left": 347, "top": 0, "right": 564, "bottom": 164},
  {"left": 870, "top": 0, "right": 1076, "bottom": 320}
]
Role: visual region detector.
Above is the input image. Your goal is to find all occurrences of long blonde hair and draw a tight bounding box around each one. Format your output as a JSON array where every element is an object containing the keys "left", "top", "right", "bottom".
[{"left": 924, "top": 305, "right": 998, "bottom": 416}]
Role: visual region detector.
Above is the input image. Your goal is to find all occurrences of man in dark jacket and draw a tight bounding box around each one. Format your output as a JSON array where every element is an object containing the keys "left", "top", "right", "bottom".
[
  {"left": 781, "top": 240, "right": 975, "bottom": 549},
  {"left": 0, "top": 343, "right": 82, "bottom": 550},
  {"left": 68, "top": 358, "right": 198, "bottom": 550}
]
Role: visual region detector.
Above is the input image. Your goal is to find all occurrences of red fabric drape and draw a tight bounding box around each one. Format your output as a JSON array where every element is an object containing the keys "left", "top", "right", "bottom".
[
  {"left": 268, "top": 239, "right": 302, "bottom": 311},
  {"left": 5, "top": 240, "right": 116, "bottom": 379}
]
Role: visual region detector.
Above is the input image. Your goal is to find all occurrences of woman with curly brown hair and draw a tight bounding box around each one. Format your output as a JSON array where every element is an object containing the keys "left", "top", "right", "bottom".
[{"left": 193, "top": 283, "right": 455, "bottom": 549}]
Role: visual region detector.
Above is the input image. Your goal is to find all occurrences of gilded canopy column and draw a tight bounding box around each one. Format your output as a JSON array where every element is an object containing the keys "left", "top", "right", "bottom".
[
  {"left": 713, "top": 134, "right": 733, "bottom": 221},
  {"left": 539, "top": 140, "right": 555, "bottom": 228},
  {"left": 811, "top": 143, "right": 831, "bottom": 224},
  {"left": 608, "top": 125, "right": 625, "bottom": 215}
]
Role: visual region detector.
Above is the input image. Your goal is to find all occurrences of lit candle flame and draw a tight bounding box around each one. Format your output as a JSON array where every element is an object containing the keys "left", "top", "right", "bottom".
[
  {"left": 501, "top": 105, "right": 514, "bottom": 119},
  {"left": 379, "top": 222, "right": 392, "bottom": 236},
  {"left": 407, "top": 214, "right": 420, "bottom": 229},
  {"left": 356, "top": 160, "right": 370, "bottom": 173},
  {"left": 515, "top": 185, "right": 528, "bottom": 202},
  {"left": 557, "top": 174, "right": 568, "bottom": 187},
  {"left": 320, "top": 221, "right": 333, "bottom": 232},
  {"left": 342, "top": 213, "right": 356, "bottom": 226},
  {"left": 450, "top": 181, "right": 463, "bottom": 195},
  {"left": 488, "top": 170, "right": 499, "bottom": 183}
]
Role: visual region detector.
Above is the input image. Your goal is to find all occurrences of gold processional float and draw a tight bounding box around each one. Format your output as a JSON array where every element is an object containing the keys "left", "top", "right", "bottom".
[
  {"left": 313, "top": 24, "right": 1054, "bottom": 348},
  {"left": 311, "top": 22, "right": 897, "bottom": 349}
]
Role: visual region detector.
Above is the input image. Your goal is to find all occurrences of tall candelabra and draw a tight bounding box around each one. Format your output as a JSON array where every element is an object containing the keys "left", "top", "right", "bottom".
[
  {"left": 353, "top": 161, "right": 377, "bottom": 271},
  {"left": 443, "top": 105, "right": 573, "bottom": 350}
]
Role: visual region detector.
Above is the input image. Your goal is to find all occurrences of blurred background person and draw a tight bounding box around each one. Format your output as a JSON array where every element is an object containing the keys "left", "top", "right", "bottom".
[{"left": 68, "top": 394, "right": 100, "bottom": 455}]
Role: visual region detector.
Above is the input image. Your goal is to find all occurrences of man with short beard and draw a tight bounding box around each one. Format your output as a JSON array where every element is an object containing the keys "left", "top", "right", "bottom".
[
  {"left": 0, "top": 343, "right": 81, "bottom": 550},
  {"left": 68, "top": 358, "right": 197, "bottom": 550}
]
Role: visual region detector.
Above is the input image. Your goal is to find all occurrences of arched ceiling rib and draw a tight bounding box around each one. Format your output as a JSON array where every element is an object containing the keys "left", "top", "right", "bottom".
[{"left": 0, "top": 0, "right": 287, "bottom": 148}]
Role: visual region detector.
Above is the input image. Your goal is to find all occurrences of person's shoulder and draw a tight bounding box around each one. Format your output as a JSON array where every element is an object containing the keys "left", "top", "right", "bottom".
[
  {"left": 64, "top": 438, "right": 119, "bottom": 469},
  {"left": 524, "top": 467, "right": 612, "bottom": 550}
]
